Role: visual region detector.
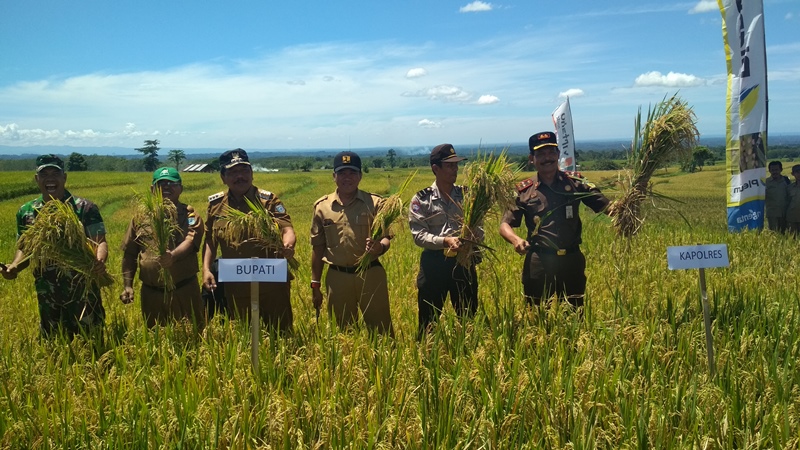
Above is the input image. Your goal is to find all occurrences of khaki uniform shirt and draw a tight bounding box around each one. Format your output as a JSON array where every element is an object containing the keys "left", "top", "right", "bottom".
[
  {"left": 205, "top": 185, "right": 293, "bottom": 259},
  {"left": 765, "top": 176, "right": 790, "bottom": 217},
  {"left": 310, "top": 190, "right": 386, "bottom": 267},
  {"left": 408, "top": 182, "right": 484, "bottom": 250},
  {"left": 501, "top": 171, "right": 609, "bottom": 250},
  {"left": 787, "top": 182, "right": 800, "bottom": 223},
  {"left": 120, "top": 202, "right": 204, "bottom": 288}
]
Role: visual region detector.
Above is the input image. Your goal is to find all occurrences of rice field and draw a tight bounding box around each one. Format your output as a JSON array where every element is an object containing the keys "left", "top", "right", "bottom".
[{"left": 0, "top": 164, "right": 798, "bottom": 449}]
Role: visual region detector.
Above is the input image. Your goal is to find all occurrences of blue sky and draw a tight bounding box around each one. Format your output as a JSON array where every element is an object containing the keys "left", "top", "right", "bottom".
[{"left": 0, "top": 0, "right": 797, "bottom": 153}]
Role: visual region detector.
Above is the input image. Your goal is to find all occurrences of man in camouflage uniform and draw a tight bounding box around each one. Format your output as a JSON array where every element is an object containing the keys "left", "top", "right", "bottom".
[
  {"left": 310, "top": 151, "right": 394, "bottom": 335},
  {"left": 0, "top": 154, "right": 107, "bottom": 338},
  {"left": 120, "top": 167, "right": 205, "bottom": 330},
  {"left": 202, "top": 149, "right": 297, "bottom": 332},
  {"left": 409, "top": 144, "right": 481, "bottom": 338},
  {"left": 499, "top": 131, "right": 610, "bottom": 308}
]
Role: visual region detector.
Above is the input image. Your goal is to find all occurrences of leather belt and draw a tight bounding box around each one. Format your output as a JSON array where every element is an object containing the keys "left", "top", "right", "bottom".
[
  {"left": 329, "top": 260, "right": 381, "bottom": 274},
  {"left": 529, "top": 246, "right": 580, "bottom": 256},
  {"left": 142, "top": 275, "right": 197, "bottom": 292}
]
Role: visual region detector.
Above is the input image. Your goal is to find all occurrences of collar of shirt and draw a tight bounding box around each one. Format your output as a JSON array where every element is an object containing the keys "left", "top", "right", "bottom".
[{"left": 332, "top": 189, "right": 369, "bottom": 207}]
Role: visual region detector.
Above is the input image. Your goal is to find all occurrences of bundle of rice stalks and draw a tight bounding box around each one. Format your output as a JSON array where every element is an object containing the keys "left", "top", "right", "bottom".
[
  {"left": 220, "top": 196, "right": 300, "bottom": 270},
  {"left": 17, "top": 199, "right": 114, "bottom": 293},
  {"left": 611, "top": 93, "right": 698, "bottom": 237},
  {"left": 132, "top": 188, "right": 180, "bottom": 289},
  {"left": 356, "top": 170, "right": 418, "bottom": 273},
  {"left": 455, "top": 149, "right": 519, "bottom": 267}
]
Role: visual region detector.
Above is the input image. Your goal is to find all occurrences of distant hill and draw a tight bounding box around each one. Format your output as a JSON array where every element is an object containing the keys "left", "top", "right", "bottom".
[{"left": 1, "top": 134, "right": 799, "bottom": 160}]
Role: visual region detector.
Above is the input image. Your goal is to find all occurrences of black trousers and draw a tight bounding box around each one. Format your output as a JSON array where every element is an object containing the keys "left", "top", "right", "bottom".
[
  {"left": 416, "top": 250, "right": 478, "bottom": 337},
  {"left": 522, "top": 250, "right": 587, "bottom": 308}
]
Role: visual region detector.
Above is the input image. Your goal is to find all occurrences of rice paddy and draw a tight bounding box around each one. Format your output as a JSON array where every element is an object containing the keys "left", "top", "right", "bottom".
[{"left": 0, "top": 163, "right": 797, "bottom": 448}]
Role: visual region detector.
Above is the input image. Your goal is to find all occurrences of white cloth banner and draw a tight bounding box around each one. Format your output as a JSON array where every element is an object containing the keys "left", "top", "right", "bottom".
[{"left": 552, "top": 98, "right": 576, "bottom": 172}]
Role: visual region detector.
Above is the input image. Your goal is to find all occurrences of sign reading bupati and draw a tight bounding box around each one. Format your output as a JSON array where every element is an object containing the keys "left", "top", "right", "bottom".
[
  {"left": 218, "top": 258, "right": 288, "bottom": 282},
  {"left": 667, "top": 245, "right": 730, "bottom": 270}
]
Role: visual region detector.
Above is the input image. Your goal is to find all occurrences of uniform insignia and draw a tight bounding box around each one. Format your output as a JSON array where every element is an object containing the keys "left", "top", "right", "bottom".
[
  {"left": 188, "top": 216, "right": 197, "bottom": 226},
  {"left": 411, "top": 197, "right": 422, "bottom": 213},
  {"left": 565, "top": 185, "right": 572, "bottom": 192},
  {"left": 415, "top": 187, "right": 433, "bottom": 200},
  {"left": 516, "top": 178, "right": 534, "bottom": 192},
  {"left": 258, "top": 190, "right": 273, "bottom": 201},
  {"left": 275, "top": 204, "right": 286, "bottom": 214},
  {"left": 208, "top": 191, "right": 224, "bottom": 203}
]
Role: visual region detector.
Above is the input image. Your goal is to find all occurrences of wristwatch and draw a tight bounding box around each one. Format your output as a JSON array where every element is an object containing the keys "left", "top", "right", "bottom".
[{"left": 310, "top": 280, "right": 321, "bottom": 289}]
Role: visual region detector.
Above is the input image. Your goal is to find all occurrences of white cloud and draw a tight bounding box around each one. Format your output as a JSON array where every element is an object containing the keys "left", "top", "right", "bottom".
[
  {"left": 634, "top": 71, "right": 706, "bottom": 87},
  {"left": 418, "top": 119, "right": 442, "bottom": 128},
  {"left": 460, "top": 1, "right": 492, "bottom": 13},
  {"left": 476, "top": 95, "right": 499, "bottom": 105},
  {"left": 689, "top": 1, "right": 718, "bottom": 14},
  {"left": 402, "top": 85, "right": 472, "bottom": 102},
  {"left": 558, "top": 89, "right": 584, "bottom": 99},
  {"left": 406, "top": 68, "right": 428, "bottom": 78},
  {"left": 786, "top": 12, "right": 794, "bottom": 20}
]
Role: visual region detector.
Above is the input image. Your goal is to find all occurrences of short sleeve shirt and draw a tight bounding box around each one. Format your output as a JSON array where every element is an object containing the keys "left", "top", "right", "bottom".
[
  {"left": 408, "top": 182, "right": 467, "bottom": 250},
  {"left": 310, "top": 190, "right": 385, "bottom": 267},
  {"left": 501, "top": 172, "right": 609, "bottom": 249}
]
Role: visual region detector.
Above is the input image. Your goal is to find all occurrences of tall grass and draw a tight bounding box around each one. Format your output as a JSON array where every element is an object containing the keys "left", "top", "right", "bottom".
[{"left": 0, "top": 166, "right": 798, "bottom": 448}]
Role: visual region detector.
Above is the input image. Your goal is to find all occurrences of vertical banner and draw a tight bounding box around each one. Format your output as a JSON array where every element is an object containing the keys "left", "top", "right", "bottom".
[
  {"left": 719, "top": 0, "right": 768, "bottom": 231},
  {"left": 552, "top": 98, "right": 576, "bottom": 172}
]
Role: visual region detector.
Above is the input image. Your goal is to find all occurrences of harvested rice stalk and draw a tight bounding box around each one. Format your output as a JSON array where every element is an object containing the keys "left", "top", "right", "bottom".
[
  {"left": 356, "top": 170, "right": 418, "bottom": 273},
  {"left": 131, "top": 188, "right": 180, "bottom": 289},
  {"left": 17, "top": 198, "right": 113, "bottom": 294},
  {"left": 220, "top": 196, "right": 300, "bottom": 270},
  {"left": 455, "top": 149, "right": 519, "bottom": 267},
  {"left": 610, "top": 93, "right": 698, "bottom": 237}
]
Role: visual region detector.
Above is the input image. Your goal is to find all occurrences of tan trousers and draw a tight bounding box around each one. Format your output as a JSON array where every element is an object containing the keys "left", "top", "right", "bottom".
[
  {"left": 326, "top": 264, "right": 393, "bottom": 335},
  {"left": 225, "top": 281, "right": 293, "bottom": 332},
  {"left": 140, "top": 278, "right": 205, "bottom": 330}
]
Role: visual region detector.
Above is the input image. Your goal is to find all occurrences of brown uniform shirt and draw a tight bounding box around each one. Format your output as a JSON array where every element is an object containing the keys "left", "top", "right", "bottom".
[
  {"left": 205, "top": 185, "right": 293, "bottom": 259},
  {"left": 502, "top": 171, "right": 609, "bottom": 250},
  {"left": 310, "top": 190, "right": 386, "bottom": 267},
  {"left": 121, "top": 201, "right": 204, "bottom": 288}
]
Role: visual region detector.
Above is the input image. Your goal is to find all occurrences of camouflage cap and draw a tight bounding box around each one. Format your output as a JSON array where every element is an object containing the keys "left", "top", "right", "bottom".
[{"left": 36, "top": 154, "right": 65, "bottom": 173}]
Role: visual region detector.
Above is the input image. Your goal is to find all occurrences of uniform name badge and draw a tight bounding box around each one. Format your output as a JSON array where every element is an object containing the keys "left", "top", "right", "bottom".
[{"left": 565, "top": 205, "right": 573, "bottom": 219}]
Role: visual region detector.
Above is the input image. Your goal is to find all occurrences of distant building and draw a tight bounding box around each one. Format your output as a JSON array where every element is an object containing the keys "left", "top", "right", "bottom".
[{"left": 182, "top": 163, "right": 215, "bottom": 173}]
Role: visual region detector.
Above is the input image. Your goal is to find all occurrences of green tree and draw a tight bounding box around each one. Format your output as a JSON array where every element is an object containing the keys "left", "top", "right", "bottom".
[
  {"left": 66, "top": 152, "right": 88, "bottom": 171},
  {"left": 168, "top": 149, "right": 186, "bottom": 169},
  {"left": 692, "top": 146, "right": 714, "bottom": 171},
  {"left": 386, "top": 149, "right": 397, "bottom": 169},
  {"left": 372, "top": 157, "right": 384, "bottom": 169},
  {"left": 300, "top": 160, "right": 313, "bottom": 172},
  {"left": 135, "top": 140, "right": 160, "bottom": 172}
]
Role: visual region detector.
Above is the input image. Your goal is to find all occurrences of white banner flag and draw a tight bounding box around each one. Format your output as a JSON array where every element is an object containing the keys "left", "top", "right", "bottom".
[{"left": 552, "top": 98, "right": 576, "bottom": 172}]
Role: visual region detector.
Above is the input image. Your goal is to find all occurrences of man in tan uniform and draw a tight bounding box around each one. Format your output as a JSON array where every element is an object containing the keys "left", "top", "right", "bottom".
[
  {"left": 203, "top": 149, "right": 297, "bottom": 332},
  {"left": 120, "top": 167, "right": 205, "bottom": 330},
  {"left": 310, "top": 151, "right": 393, "bottom": 335}
]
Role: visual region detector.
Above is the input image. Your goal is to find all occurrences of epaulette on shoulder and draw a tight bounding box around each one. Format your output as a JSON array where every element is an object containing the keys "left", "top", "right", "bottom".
[
  {"left": 415, "top": 187, "right": 433, "bottom": 199},
  {"left": 313, "top": 195, "right": 329, "bottom": 207},
  {"left": 208, "top": 191, "right": 224, "bottom": 203},
  {"left": 515, "top": 178, "right": 535, "bottom": 192},
  {"left": 563, "top": 170, "right": 585, "bottom": 180},
  {"left": 257, "top": 189, "right": 273, "bottom": 201}
]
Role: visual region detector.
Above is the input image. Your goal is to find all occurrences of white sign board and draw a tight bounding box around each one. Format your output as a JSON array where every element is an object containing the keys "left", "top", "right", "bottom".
[
  {"left": 218, "top": 258, "right": 288, "bottom": 282},
  {"left": 667, "top": 245, "right": 729, "bottom": 270}
]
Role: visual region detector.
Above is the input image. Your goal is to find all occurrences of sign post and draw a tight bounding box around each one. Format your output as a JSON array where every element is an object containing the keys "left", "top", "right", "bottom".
[
  {"left": 667, "top": 244, "right": 729, "bottom": 376},
  {"left": 218, "top": 257, "right": 288, "bottom": 374}
]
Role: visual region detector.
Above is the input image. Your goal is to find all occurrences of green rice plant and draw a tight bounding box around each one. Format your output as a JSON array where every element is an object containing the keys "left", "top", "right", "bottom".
[
  {"left": 16, "top": 198, "right": 114, "bottom": 292},
  {"left": 611, "top": 93, "right": 699, "bottom": 237},
  {"left": 455, "top": 149, "right": 519, "bottom": 267},
  {"left": 131, "top": 187, "right": 180, "bottom": 289},
  {"left": 220, "top": 196, "right": 300, "bottom": 270},
  {"left": 356, "top": 170, "right": 417, "bottom": 273}
]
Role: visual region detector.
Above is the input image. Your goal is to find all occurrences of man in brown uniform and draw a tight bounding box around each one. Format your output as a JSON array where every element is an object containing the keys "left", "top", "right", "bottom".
[
  {"left": 120, "top": 167, "right": 205, "bottom": 330},
  {"left": 202, "top": 149, "right": 297, "bottom": 331},
  {"left": 310, "top": 151, "right": 394, "bottom": 335},
  {"left": 499, "top": 131, "right": 610, "bottom": 308}
]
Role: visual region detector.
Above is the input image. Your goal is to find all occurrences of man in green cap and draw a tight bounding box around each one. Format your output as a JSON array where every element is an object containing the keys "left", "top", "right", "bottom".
[
  {"left": 120, "top": 167, "right": 205, "bottom": 330},
  {"left": 0, "top": 154, "right": 108, "bottom": 338}
]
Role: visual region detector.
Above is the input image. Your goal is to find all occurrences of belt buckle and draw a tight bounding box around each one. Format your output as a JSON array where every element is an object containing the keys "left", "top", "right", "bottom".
[{"left": 556, "top": 249, "right": 567, "bottom": 256}]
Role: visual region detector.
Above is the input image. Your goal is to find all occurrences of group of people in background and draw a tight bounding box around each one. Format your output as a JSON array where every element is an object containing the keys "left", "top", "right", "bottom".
[
  {"left": 1, "top": 131, "right": 616, "bottom": 340},
  {"left": 765, "top": 160, "right": 800, "bottom": 235}
]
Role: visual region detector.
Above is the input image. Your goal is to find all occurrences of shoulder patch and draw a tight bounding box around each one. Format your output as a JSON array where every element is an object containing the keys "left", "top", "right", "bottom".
[
  {"left": 415, "top": 187, "right": 433, "bottom": 200},
  {"left": 208, "top": 191, "right": 224, "bottom": 203},
  {"left": 258, "top": 189, "right": 273, "bottom": 201},
  {"left": 564, "top": 170, "right": 585, "bottom": 179},
  {"left": 516, "top": 178, "right": 535, "bottom": 192}
]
